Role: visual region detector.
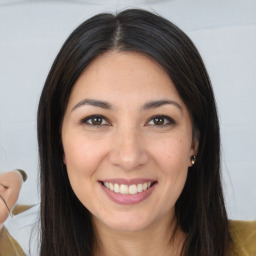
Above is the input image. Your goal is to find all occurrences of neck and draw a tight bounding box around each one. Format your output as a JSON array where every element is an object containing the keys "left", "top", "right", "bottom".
[{"left": 93, "top": 213, "right": 185, "bottom": 256}]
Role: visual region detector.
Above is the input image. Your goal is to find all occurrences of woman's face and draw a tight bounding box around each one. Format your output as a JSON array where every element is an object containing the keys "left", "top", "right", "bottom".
[{"left": 62, "top": 51, "right": 196, "bottom": 233}]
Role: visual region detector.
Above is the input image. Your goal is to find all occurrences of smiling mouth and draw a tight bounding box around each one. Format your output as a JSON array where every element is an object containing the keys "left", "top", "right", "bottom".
[{"left": 101, "top": 181, "right": 157, "bottom": 195}]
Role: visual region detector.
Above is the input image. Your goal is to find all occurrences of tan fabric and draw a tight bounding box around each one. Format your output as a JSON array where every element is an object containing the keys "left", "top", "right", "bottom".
[
  {"left": 230, "top": 220, "right": 256, "bottom": 256},
  {"left": 12, "top": 204, "right": 34, "bottom": 216},
  {"left": 0, "top": 205, "right": 34, "bottom": 256},
  {"left": 0, "top": 226, "right": 25, "bottom": 256}
]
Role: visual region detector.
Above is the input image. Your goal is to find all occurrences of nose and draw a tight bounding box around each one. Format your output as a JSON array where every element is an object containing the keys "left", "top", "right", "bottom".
[{"left": 109, "top": 126, "right": 149, "bottom": 171}]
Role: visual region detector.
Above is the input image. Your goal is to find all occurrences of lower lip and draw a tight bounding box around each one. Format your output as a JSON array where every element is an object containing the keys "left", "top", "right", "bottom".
[{"left": 100, "top": 182, "right": 157, "bottom": 205}]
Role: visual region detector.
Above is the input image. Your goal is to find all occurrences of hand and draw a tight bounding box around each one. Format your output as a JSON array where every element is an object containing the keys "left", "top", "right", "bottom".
[{"left": 0, "top": 170, "right": 24, "bottom": 230}]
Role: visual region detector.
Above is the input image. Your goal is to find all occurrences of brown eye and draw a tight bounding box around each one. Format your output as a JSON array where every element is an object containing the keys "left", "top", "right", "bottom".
[
  {"left": 147, "top": 115, "right": 175, "bottom": 126},
  {"left": 81, "top": 115, "right": 109, "bottom": 126},
  {"left": 153, "top": 117, "right": 164, "bottom": 125},
  {"left": 91, "top": 116, "right": 103, "bottom": 125}
]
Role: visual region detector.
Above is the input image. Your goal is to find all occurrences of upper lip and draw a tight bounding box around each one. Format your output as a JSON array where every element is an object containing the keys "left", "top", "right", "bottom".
[{"left": 99, "top": 178, "right": 157, "bottom": 185}]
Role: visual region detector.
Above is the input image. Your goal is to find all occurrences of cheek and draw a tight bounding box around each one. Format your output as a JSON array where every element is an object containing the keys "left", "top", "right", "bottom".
[
  {"left": 62, "top": 138, "right": 106, "bottom": 208},
  {"left": 153, "top": 137, "right": 191, "bottom": 170},
  {"left": 63, "top": 136, "right": 108, "bottom": 182},
  {"left": 151, "top": 137, "right": 190, "bottom": 199}
]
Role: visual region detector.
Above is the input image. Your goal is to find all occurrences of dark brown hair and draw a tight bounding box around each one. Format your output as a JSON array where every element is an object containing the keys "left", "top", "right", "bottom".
[{"left": 38, "top": 9, "right": 230, "bottom": 256}]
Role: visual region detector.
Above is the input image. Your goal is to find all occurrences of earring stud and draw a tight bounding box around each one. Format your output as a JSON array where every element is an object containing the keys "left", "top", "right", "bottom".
[{"left": 191, "top": 155, "right": 196, "bottom": 165}]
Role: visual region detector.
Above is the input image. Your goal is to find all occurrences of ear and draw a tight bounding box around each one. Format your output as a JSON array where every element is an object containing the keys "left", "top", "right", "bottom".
[{"left": 188, "top": 131, "right": 199, "bottom": 167}]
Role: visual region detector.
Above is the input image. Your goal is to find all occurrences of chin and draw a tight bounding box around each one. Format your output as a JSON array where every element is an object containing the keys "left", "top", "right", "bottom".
[{"left": 97, "top": 211, "right": 156, "bottom": 233}]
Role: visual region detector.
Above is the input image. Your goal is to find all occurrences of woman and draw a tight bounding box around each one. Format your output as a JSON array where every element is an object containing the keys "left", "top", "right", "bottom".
[{"left": 37, "top": 9, "right": 256, "bottom": 256}]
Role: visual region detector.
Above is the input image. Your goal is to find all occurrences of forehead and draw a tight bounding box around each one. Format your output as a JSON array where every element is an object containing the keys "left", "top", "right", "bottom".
[{"left": 67, "top": 51, "right": 185, "bottom": 109}]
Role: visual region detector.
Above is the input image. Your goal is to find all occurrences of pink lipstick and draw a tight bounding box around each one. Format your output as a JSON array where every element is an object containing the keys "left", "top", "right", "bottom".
[{"left": 99, "top": 179, "right": 157, "bottom": 205}]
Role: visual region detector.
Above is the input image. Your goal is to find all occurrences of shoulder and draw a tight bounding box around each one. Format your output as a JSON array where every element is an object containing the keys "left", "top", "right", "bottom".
[{"left": 229, "top": 220, "right": 256, "bottom": 256}]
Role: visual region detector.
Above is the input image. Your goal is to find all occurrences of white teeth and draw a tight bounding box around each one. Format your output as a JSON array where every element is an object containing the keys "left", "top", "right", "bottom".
[
  {"left": 137, "top": 184, "right": 143, "bottom": 193},
  {"left": 103, "top": 182, "right": 153, "bottom": 194},
  {"left": 114, "top": 184, "right": 119, "bottom": 193},
  {"left": 109, "top": 183, "right": 114, "bottom": 191},
  {"left": 129, "top": 184, "right": 137, "bottom": 195},
  {"left": 120, "top": 184, "right": 128, "bottom": 194},
  {"left": 104, "top": 182, "right": 109, "bottom": 189}
]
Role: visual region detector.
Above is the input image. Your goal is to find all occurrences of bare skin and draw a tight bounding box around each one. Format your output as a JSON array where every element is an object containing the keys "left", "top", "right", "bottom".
[
  {"left": 0, "top": 170, "right": 23, "bottom": 232},
  {"left": 93, "top": 210, "right": 185, "bottom": 256}
]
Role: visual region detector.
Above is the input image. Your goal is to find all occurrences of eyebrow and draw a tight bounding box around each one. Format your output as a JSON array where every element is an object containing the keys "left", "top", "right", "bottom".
[
  {"left": 72, "top": 99, "right": 112, "bottom": 111},
  {"left": 142, "top": 100, "right": 183, "bottom": 112},
  {"left": 72, "top": 98, "right": 182, "bottom": 112}
]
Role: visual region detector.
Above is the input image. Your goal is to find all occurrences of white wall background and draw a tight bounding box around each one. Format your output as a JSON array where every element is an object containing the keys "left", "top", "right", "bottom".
[{"left": 0, "top": 0, "right": 255, "bottom": 220}]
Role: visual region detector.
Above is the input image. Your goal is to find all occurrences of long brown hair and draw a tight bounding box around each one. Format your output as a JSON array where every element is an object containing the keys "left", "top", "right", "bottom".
[{"left": 38, "top": 9, "right": 230, "bottom": 256}]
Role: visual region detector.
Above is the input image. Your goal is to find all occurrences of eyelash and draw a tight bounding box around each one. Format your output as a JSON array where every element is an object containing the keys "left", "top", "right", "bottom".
[
  {"left": 80, "top": 114, "right": 175, "bottom": 127},
  {"left": 80, "top": 115, "right": 110, "bottom": 126},
  {"left": 146, "top": 115, "right": 175, "bottom": 126}
]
